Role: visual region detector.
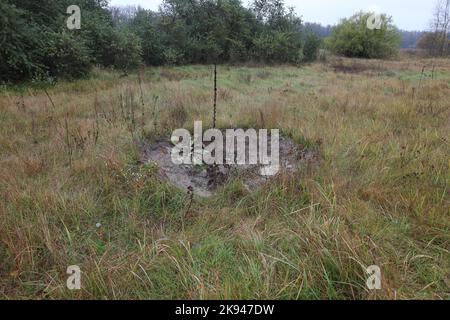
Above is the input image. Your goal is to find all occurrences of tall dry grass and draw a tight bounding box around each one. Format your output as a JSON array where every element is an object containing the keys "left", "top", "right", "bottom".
[{"left": 0, "top": 58, "right": 449, "bottom": 299}]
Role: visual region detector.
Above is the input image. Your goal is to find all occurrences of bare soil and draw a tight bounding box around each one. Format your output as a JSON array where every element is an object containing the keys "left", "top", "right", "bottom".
[{"left": 140, "top": 135, "right": 320, "bottom": 197}]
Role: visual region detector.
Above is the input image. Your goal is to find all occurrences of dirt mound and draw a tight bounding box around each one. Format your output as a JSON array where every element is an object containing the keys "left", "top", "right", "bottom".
[{"left": 140, "top": 136, "right": 319, "bottom": 197}]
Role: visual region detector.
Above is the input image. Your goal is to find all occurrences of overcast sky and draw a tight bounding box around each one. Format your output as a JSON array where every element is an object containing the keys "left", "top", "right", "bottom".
[{"left": 109, "top": 0, "right": 436, "bottom": 31}]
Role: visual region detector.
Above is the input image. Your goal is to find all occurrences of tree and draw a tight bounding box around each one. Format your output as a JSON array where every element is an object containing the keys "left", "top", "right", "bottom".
[
  {"left": 1, "top": 0, "right": 143, "bottom": 83},
  {"left": 42, "top": 31, "right": 91, "bottom": 79},
  {"left": 109, "top": 30, "right": 142, "bottom": 70},
  {"left": 1, "top": 0, "right": 319, "bottom": 83},
  {"left": 0, "top": 2, "right": 43, "bottom": 82},
  {"left": 158, "top": 0, "right": 259, "bottom": 64},
  {"left": 428, "top": 0, "right": 450, "bottom": 56},
  {"left": 302, "top": 32, "right": 322, "bottom": 62},
  {"left": 417, "top": 32, "right": 450, "bottom": 55},
  {"left": 127, "top": 8, "right": 165, "bottom": 65},
  {"left": 250, "top": 0, "right": 303, "bottom": 63},
  {"left": 326, "top": 11, "right": 401, "bottom": 59}
]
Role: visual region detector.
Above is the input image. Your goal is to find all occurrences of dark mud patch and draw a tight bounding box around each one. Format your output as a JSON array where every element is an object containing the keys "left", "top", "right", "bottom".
[
  {"left": 331, "top": 61, "right": 388, "bottom": 75},
  {"left": 140, "top": 136, "right": 320, "bottom": 197}
]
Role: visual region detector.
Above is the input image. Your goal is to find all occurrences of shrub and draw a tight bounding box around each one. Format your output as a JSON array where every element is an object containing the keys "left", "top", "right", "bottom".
[
  {"left": 42, "top": 31, "right": 91, "bottom": 79},
  {"left": 228, "top": 39, "right": 248, "bottom": 62},
  {"left": 326, "top": 11, "right": 401, "bottom": 59},
  {"left": 252, "top": 31, "right": 303, "bottom": 63},
  {"left": 110, "top": 30, "right": 142, "bottom": 71},
  {"left": 302, "top": 33, "right": 322, "bottom": 62},
  {"left": 0, "top": 2, "right": 43, "bottom": 82},
  {"left": 163, "top": 48, "right": 184, "bottom": 65},
  {"left": 128, "top": 8, "right": 165, "bottom": 65}
]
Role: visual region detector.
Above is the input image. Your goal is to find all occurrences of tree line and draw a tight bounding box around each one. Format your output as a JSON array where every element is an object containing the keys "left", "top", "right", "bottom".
[
  {"left": 305, "top": 22, "right": 424, "bottom": 50},
  {"left": 1, "top": 0, "right": 323, "bottom": 83},
  {"left": 2, "top": 0, "right": 447, "bottom": 84}
]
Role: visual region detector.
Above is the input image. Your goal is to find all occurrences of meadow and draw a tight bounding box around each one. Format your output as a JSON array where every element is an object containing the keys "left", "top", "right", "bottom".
[{"left": 0, "top": 56, "right": 449, "bottom": 299}]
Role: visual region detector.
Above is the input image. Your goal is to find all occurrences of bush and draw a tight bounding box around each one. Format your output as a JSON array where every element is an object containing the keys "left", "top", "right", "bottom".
[
  {"left": 252, "top": 31, "right": 303, "bottom": 63},
  {"left": 42, "top": 32, "right": 91, "bottom": 79},
  {"left": 2, "top": 0, "right": 333, "bottom": 82},
  {"left": 0, "top": 0, "right": 107, "bottom": 82},
  {"left": 110, "top": 30, "right": 142, "bottom": 70},
  {"left": 227, "top": 39, "right": 248, "bottom": 62},
  {"left": 326, "top": 11, "right": 401, "bottom": 59},
  {"left": 302, "top": 33, "right": 322, "bottom": 62},
  {"left": 128, "top": 9, "right": 165, "bottom": 65},
  {"left": 163, "top": 48, "right": 184, "bottom": 65},
  {"left": 0, "top": 2, "right": 43, "bottom": 82}
]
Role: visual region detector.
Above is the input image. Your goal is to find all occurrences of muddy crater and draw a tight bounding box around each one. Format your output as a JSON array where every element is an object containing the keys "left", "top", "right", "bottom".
[{"left": 140, "top": 135, "right": 319, "bottom": 197}]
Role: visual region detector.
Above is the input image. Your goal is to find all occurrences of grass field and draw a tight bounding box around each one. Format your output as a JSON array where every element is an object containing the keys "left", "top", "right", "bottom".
[{"left": 0, "top": 56, "right": 449, "bottom": 299}]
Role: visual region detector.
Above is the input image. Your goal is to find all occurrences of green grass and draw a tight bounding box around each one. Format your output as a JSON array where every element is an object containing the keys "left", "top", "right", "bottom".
[{"left": 398, "top": 70, "right": 450, "bottom": 82}]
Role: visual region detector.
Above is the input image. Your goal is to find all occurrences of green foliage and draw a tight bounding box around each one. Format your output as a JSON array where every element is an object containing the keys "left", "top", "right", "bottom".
[
  {"left": 42, "top": 31, "right": 91, "bottom": 79},
  {"left": 109, "top": 30, "right": 142, "bottom": 70},
  {"left": 77, "top": 2, "right": 143, "bottom": 69},
  {"left": 0, "top": 2, "right": 44, "bottom": 82},
  {"left": 3, "top": 0, "right": 368, "bottom": 83},
  {"left": 326, "top": 12, "right": 401, "bottom": 59},
  {"left": 162, "top": 48, "right": 185, "bottom": 65},
  {"left": 1, "top": 0, "right": 142, "bottom": 83},
  {"left": 156, "top": 0, "right": 256, "bottom": 63},
  {"left": 127, "top": 9, "right": 165, "bottom": 65},
  {"left": 252, "top": 31, "right": 302, "bottom": 63},
  {"left": 302, "top": 33, "right": 322, "bottom": 62},
  {"left": 134, "top": 0, "right": 305, "bottom": 64}
]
